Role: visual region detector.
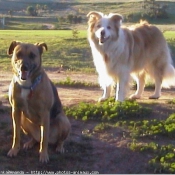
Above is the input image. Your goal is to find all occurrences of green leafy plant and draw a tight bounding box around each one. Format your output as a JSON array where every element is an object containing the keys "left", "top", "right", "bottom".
[
  {"left": 93, "top": 123, "right": 112, "bottom": 133},
  {"left": 65, "top": 98, "right": 151, "bottom": 121},
  {"left": 53, "top": 77, "right": 99, "bottom": 88},
  {"left": 65, "top": 98, "right": 175, "bottom": 173},
  {"left": 72, "top": 28, "right": 80, "bottom": 39},
  {"left": 168, "top": 98, "right": 175, "bottom": 104}
]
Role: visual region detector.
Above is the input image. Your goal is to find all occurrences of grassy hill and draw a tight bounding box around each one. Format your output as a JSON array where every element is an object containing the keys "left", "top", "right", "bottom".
[{"left": 0, "top": 0, "right": 175, "bottom": 30}]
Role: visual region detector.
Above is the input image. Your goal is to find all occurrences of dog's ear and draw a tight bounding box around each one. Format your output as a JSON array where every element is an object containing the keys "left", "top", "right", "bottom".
[
  {"left": 109, "top": 13, "right": 123, "bottom": 26},
  {"left": 8, "top": 41, "right": 21, "bottom": 55},
  {"left": 87, "top": 11, "right": 103, "bottom": 22},
  {"left": 35, "top": 42, "right": 48, "bottom": 55}
]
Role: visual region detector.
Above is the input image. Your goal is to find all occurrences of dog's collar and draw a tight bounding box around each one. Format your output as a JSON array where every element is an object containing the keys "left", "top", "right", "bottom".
[{"left": 19, "top": 74, "right": 42, "bottom": 90}]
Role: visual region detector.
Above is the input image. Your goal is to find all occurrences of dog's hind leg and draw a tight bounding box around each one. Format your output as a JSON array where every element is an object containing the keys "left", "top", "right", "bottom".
[
  {"left": 50, "top": 112, "right": 70, "bottom": 153},
  {"left": 149, "top": 76, "right": 162, "bottom": 99},
  {"left": 130, "top": 71, "right": 146, "bottom": 99}
]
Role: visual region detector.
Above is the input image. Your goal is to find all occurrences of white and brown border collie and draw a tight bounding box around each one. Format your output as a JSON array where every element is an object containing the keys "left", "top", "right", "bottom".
[{"left": 87, "top": 11, "right": 175, "bottom": 102}]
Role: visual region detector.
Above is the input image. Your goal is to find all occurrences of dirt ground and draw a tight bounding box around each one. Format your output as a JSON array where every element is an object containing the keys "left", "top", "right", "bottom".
[{"left": 0, "top": 70, "right": 175, "bottom": 174}]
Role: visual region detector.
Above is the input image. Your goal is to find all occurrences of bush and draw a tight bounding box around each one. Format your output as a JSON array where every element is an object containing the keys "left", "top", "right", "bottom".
[
  {"left": 26, "top": 6, "right": 37, "bottom": 16},
  {"left": 65, "top": 98, "right": 151, "bottom": 121}
]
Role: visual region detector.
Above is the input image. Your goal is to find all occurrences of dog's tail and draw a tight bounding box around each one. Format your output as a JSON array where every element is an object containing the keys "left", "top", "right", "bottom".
[{"left": 162, "top": 63, "right": 175, "bottom": 88}]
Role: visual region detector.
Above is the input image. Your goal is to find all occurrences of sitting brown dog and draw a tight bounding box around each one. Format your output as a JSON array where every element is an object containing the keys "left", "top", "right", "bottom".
[{"left": 7, "top": 41, "right": 71, "bottom": 163}]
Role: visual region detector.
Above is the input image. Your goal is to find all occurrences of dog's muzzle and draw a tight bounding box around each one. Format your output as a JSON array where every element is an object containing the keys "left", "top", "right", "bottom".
[
  {"left": 99, "top": 30, "right": 109, "bottom": 44},
  {"left": 20, "top": 64, "right": 29, "bottom": 80},
  {"left": 19, "top": 64, "right": 36, "bottom": 81}
]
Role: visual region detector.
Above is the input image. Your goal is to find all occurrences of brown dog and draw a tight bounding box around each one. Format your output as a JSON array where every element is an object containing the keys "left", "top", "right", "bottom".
[{"left": 7, "top": 41, "right": 71, "bottom": 163}]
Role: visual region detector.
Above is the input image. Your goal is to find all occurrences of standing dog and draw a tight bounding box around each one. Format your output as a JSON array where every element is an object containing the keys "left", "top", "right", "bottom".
[
  {"left": 7, "top": 41, "right": 71, "bottom": 163},
  {"left": 87, "top": 11, "right": 175, "bottom": 102}
]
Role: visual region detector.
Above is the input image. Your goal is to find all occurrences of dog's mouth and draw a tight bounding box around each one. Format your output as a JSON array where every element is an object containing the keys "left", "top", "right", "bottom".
[
  {"left": 18, "top": 64, "right": 36, "bottom": 81},
  {"left": 20, "top": 70, "right": 30, "bottom": 81},
  {"left": 99, "top": 36, "right": 109, "bottom": 45}
]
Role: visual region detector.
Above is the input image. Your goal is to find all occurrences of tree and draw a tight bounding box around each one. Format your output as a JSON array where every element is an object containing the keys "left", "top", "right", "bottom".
[
  {"left": 36, "top": 4, "right": 40, "bottom": 11},
  {"left": 58, "top": 16, "right": 65, "bottom": 23},
  {"left": 67, "top": 14, "right": 74, "bottom": 23},
  {"left": 8, "top": 10, "right": 13, "bottom": 18},
  {"left": 73, "top": 15, "right": 78, "bottom": 23},
  {"left": 67, "top": 15, "right": 82, "bottom": 24},
  {"left": 36, "top": 4, "right": 41, "bottom": 15},
  {"left": 43, "top": 5, "right": 48, "bottom": 11},
  {"left": 26, "top": 6, "right": 37, "bottom": 16},
  {"left": 77, "top": 16, "right": 82, "bottom": 23},
  {"left": 143, "top": 0, "right": 168, "bottom": 18},
  {"left": 143, "top": 0, "right": 156, "bottom": 15}
]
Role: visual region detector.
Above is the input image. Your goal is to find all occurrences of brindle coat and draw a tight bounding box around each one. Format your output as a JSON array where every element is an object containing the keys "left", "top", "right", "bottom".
[{"left": 7, "top": 41, "right": 71, "bottom": 163}]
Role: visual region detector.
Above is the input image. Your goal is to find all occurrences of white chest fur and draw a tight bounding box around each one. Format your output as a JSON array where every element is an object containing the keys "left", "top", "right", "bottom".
[
  {"left": 21, "top": 89, "right": 30, "bottom": 100},
  {"left": 14, "top": 75, "right": 32, "bottom": 100}
]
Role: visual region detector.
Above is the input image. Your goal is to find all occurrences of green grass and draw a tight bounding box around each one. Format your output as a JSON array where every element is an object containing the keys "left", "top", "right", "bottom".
[
  {"left": 0, "top": 30, "right": 175, "bottom": 72},
  {"left": 168, "top": 99, "right": 175, "bottom": 104},
  {"left": 0, "top": 30, "right": 94, "bottom": 72},
  {"left": 164, "top": 31, "right": 175, "bottom": 39},
  {"left": 53, "top": 76, "right": 99, "bottom": 88}
]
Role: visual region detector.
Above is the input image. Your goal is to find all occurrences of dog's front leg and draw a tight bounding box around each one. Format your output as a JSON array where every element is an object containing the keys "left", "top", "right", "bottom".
[
  {"left": 8, "top": 108, "right": 21, "bottom": 157},
  {"left": 116, "top": 74, "right": 130, "bottom": 102},
  {"left": 39, "top": 112, "right": 50, "bottom": 163},
  {"left": 98, "top": 85, "right": 111, "bottom": 102}
]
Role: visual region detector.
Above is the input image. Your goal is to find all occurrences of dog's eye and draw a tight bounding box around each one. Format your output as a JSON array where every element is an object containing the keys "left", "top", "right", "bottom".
[
  {"left": 29, "top": 52, "right": 35, "bottom": 60},
  {"left": 107, "top": 26, "right": 111, "bottom": 29}
]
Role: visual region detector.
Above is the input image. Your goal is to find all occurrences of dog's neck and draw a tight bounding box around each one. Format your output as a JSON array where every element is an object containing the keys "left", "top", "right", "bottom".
[
  {"left": 15, "top": 74, "right": 42, "bottom": 88},
  {"left": 14, "top": 75, "right": 32, "bottom": 87}
]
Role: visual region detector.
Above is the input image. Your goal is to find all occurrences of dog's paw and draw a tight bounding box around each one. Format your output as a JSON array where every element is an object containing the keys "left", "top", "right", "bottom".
[
  {"left": 7, "top": 147, "right": 20, "bottom": 157},
  {"left": 23, "top": 139, "right": 36, "bottom": 149},
  {"left": 129, "top": 94, "right": 141, "bottom": 99},
  {"left": 39, "top": 151, "right": 49, "bottom": 163},
  {"left": 98, "top": 97, "right": 107, "bottom": 102},
  {"left": 149, "top": 95, "right": 160, "bottom": 99},
  {"left": 56, "top": 143, "right": 65, "bottom": 153}
]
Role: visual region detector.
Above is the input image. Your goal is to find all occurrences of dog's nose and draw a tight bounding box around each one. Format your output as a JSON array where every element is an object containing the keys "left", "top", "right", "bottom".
[
  {"left": 101, "top": 30, "right": 105, "bottom": 37},
  {"left": 21, "top": 64, "right": 29, "bottom": 71}
]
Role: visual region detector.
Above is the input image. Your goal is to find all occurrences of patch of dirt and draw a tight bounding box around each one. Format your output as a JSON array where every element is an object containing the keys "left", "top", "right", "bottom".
[{"left": 0, "top": 70, "right": 175, "bottom": 173}]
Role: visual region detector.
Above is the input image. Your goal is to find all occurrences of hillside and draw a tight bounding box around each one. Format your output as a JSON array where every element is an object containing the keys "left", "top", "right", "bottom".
[{"left": 0, "top": 0, "right": 175, "bottom": 30}]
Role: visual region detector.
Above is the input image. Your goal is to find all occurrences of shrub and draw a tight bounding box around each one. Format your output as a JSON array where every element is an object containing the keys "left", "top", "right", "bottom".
[{"left": 65, "top": 98, "right": 151, "bottom": 121}]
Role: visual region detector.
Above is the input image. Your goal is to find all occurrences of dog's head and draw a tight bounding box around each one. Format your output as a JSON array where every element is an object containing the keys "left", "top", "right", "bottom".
[
  {"left": 87, "top": 11, "right": 123, "bottom": 45},
  {"left": 8, "top": 41, "right": 47, "bottom": 81}
]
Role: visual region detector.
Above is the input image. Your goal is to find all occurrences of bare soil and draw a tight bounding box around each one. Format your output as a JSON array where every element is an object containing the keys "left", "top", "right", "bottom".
[{"left": 0, "top": 70, "right": 175, "bottom": 174}]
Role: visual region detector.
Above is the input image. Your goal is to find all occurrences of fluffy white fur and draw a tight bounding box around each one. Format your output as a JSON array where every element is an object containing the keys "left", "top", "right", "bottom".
[{"left": 87, "top": 11, "right": 175, "bottom": 102}]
